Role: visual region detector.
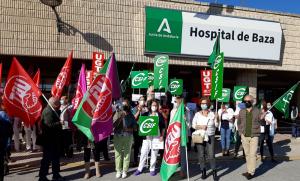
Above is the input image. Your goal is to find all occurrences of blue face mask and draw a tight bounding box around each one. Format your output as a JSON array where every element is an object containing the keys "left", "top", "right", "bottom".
[{"left": 201, "top": 104, "right": 208, "bottom": 110}]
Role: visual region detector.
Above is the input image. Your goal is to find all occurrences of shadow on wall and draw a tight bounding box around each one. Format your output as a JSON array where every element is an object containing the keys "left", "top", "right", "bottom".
[
  {"left": 47, "top": 7, "right": 113, "bottom": 52},
  {"left": 207, "top": 3, "right": 235, "bottom": 15},
  {"left": 57, "top": 20, "right": 113, "bottom": 52}
]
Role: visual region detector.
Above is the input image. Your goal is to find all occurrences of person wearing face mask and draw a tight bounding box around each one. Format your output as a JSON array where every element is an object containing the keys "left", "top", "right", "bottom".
[
  {"left": 134, "top": 99, "right": 165, "bottom": 176},
  {"left": 218, "top": 103, "right": 234, "bottom": 156},
  {"left": 59, "top": 96, "right": 74, "bottom": 158},
  {"left": 113, "top": 98, "right": 137, "bottom": 179},
  {"left": 290, "top": 105, "right": 299, "bottom": 138},
  {"left": 192, "top": 97, "right": 218, "bottom": 180},
  {"left": 238, "top": 95, "right": 261, "bottom": 180},
  {"left": 259, "top": 101, "right": 275, "bottom": 162},
  {"left": 131, "top": 96, "right": 148, "bottom": 166}
]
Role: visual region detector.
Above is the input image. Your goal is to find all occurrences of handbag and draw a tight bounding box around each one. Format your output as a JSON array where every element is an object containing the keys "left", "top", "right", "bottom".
[
  {"left": 192, "top": 133, "right": 204, "bottom": 144},
  {"left": 192, "top": 111, "right": 210, "bottom": 144}
]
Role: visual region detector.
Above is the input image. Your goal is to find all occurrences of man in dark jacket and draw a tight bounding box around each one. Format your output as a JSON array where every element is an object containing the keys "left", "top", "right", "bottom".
[
  {"left": 238, "top": 95, "right": 261, "bottom": 180},
  {"left": 38, "top": 97, "right": 64, "bottom": 181},
  {"left": 0, "top": 108, "right": 13, "bottom": 181}
]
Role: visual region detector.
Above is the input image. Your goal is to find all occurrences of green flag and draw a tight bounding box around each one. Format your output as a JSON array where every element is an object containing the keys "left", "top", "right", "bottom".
[
  {"left": 217, "top": 88, "right": 231, "bottom": 102},
  {"left": 131, "top": 71, "right": 149, "bottom": 89},
  {"left": 169, "top": 79, "right": 183, "bottom": 96},
  {"left": 274, "top": 82, "right": 299, "bottom": 118},
  {"left": 210, "top": 52, "right": 224, "bottom": 100},
  {"left": 154, "top": 55, "right": 169, "bottom": 91},
  {"left": 233, "top": 86, "right": 249, "bottom": 101},
  {"left": 208, "top": 35, "right": 220, "bottom": 68},
  {"left": 160, "top": 102, "right": 187, "bottom": 181},
  {"left": 99, "top": 56, "right": 111, "bottom": 74},
  {"left": 72, "top": 63, "right": 110, "bottom": 141},
  {"left": 138, "top": 116, "right": 159, "bottom": 136}
]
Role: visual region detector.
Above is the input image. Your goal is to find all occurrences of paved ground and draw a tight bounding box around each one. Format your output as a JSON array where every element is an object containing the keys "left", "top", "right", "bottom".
[{"left": 4, "top": 134, "right": 300, "bottom": 181}]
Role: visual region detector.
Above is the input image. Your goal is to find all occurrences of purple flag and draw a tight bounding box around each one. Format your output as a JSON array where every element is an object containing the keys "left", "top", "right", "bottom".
[
  {"left": 91, "top": 53, "right": 121, "bottom": 142},
  {"left": 108, "top": 53, "right": 121, "bottom": 99},
  {"left": 72, "top": 64, "right": 87, "bottom": 110}
]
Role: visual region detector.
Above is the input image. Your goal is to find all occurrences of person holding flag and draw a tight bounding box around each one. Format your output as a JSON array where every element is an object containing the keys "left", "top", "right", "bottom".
[
  {"left": 192, "top": 97, "right": 218, "bottom": 180},
  {"left": 160, "top": 98, "right": 188, "bottom": 181},
  {"left": 259, "top": 101, "right": 275, "bottom": 162},
  {"left": 38, "top": 97, "right": 64, "bottom": 181},
  {"left": 169, "top": 96, "right": 190, "bottom": 179},
  {"left": 113, "top": 98, "right": 137, "bottom": 179},
  {"left": 134, "top": 99, "right": 165, "bottom": 176}
]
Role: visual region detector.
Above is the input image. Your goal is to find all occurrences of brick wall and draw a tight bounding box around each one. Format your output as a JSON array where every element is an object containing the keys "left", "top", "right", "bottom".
[{"left": 1, "top": 0, "right": 300, "bottom": 71}]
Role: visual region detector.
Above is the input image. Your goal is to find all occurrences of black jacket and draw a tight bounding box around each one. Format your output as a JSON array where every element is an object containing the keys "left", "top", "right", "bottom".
[{"left": 41, "top": 106, "right": 62, "bottom": 147}]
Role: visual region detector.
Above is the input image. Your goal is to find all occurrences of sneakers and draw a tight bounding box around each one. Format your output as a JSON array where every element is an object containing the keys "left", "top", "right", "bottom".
[
  {"left": 134, "top": 170, "right": 142, "bottom": 176},
  {"left": 116, "top": 172, "right": 122, "bottom": 179},
  {"left": 150, "top": 171, "right": 156, "bottom": 176},
  {"left": 122, "top": 172, "right": 127, "bottom": 179}
]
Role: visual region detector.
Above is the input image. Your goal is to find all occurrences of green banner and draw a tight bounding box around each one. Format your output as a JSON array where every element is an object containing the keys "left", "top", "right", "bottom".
[
  {"left": 217, "top": 88, "right": 231, "bottom": 102},
  {"left": 233, "top": 86, "right": 249, "bottom": 101},
  {"left": 274, "top": 82, "right": 299, "bottom": 118},
  {"left": 154, "top": 55, "right": 169, "bottom": 91},
  {"left": 148, "top": 72, "right": 154, "bottom": 86},
  {"left": 210, "top": 52, "right": 224, "bottom": 100},
  {"left": 145, "top": 7, "right": 182, "bottom": 54},
  {"left": 208, "top": 35, "right": 220, "bottom": 68},
  {"left": 131, "top": 71, "right": 148, "bottom": 89},
  {"left": 169, "top": 79, "right": 183, "bottom": 95},
  {"left": 138, "top": 116, "right": 159, "bottom": 136}
]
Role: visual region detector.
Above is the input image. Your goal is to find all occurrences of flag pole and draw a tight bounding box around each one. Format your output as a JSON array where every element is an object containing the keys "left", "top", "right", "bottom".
[
  {"left": 185, "top": 145, "right": 190, "bottom": 181},
  {"left": 41, "top": 94, "right": 60, "bottom": 119}
]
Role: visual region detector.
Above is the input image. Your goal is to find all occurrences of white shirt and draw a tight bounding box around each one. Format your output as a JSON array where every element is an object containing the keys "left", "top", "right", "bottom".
[
  {"left": 60, "top": 104, "right": 73, "bottom": 130},
  {"left": 218, "top": 108, "right": 234, "bottom": 129},
  {"left": 192, "top": 111, "right": 218, "bottom": 136},
  {"left": 265, "top": 111, "right": 276, "bottom": 136},
  {"left": 234, "top": 108, "right": 240, "bottom": 131}
]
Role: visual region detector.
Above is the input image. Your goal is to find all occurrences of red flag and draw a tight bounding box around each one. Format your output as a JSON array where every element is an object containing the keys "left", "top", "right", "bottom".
[
  {"left": 0, "top": 63, "right": 2, "bottom": 89},
  {"left": 3, "top": 57, "right": 42, "bottom": 126},
  {"left": 201, "top": 70, "right": 212, "bottom": 97},
  {"left": 51, "top": 51, "right": 73, "bottom": 98},
  {"left": 33, "top": 68, "right": 40, "bottom": 86}
]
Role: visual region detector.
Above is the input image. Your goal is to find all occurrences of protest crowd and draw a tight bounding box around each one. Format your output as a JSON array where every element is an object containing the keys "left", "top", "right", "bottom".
[{"left": 0, "top": 43, "right": 299, "bottom": 181}]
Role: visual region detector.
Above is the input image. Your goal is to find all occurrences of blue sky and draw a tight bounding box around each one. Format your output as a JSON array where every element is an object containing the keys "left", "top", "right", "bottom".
[{"left": 195, "top": 0, "right": 300, "bottom": 15}]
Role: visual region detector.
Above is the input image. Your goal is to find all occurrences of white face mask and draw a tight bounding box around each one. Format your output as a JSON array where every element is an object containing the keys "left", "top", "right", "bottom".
[
  {"left": 60, "top": 100, "right": 64, "bottom": 105},
  {"left": 151, "top": 106, "right": 157, "bottom": 112}
]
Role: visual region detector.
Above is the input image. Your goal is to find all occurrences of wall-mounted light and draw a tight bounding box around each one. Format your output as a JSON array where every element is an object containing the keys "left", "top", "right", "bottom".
[{"left": 40, "top": 0, "right": 63, "bottom": 33}]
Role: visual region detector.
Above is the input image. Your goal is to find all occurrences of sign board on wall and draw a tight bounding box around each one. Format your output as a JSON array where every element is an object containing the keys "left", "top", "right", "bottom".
[{"left": 145, "top": 7, "right": 282, "bottom": 62}]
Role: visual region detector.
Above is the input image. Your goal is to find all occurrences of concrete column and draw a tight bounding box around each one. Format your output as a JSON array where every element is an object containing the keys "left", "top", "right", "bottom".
[{"left": 236, "top": 69, "right": 257, "bottom": 103}]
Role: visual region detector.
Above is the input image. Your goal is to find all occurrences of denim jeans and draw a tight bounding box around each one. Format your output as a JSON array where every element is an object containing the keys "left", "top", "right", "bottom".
[
  {"left": 220, "top": 128, "right": 231, "bottom": 150},
  {"left": 292, "top": 124, "right": 298, "bottom": 137}
]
